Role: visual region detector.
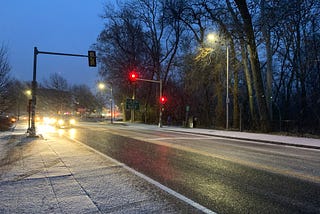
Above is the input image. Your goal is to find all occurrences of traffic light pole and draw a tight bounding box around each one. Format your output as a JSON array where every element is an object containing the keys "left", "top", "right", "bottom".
[
  {"left": 135, "top": 77, "right": 163, "bottom": 127},
  {"left": 28, "top": 47, "right": 96, "bottom": 137},
  {"left": 28, "top": 47, "right": 38, "bottom": 136},
  {"left": 131, "top": 83, "right": 136, "bottom": 123},
  {"left": 159, "top": 79, "right": 163, "bottom": 128}
]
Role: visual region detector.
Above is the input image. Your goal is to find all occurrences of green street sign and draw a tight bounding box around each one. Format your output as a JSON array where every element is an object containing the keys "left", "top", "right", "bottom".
[{"left": 126, "top": 98, "right": 139, "bottom": 110}]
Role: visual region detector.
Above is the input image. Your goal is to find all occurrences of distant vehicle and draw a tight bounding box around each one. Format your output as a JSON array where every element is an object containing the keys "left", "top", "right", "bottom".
[
  {"left": 0, "top": 115, "right": 16, "bottom": 131},
  {"left": 55, "top": 115, "right": 76, "bottom": 128}
]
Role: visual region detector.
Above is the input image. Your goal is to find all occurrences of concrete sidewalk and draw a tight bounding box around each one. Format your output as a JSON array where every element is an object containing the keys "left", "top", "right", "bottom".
[{"left": 0, "top": 125, "right": 204, "bottom": 214}]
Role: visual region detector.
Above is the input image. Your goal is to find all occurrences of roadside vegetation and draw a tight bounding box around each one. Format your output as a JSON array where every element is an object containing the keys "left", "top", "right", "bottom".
[{"left": 1, "top": 0, "right": 319, "bottom": 136}]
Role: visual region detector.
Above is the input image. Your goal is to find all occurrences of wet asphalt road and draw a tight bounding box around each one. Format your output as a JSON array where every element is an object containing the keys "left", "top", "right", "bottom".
[{"left": 62, "top": 123, "right": 320, "bottom": 214}]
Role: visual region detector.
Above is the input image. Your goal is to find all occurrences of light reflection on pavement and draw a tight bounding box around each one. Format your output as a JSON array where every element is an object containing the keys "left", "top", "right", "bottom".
[{"left": 36, "top": 123, "right": 77, "bottom": 140}]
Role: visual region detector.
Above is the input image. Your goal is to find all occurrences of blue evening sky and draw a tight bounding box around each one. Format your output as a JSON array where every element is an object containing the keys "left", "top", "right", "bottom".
[{"left": 1, "top": 0, "right": 109, "bottom": 88}]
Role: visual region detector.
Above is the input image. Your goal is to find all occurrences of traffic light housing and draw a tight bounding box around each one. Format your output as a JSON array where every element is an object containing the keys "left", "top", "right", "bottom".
[
  {"left": 88, "top": 51, "right": 96, "bottom": 67},
  {"left": 129, "top": 70, "right": 138, "bottom": 82},
  {"left": 159, "top": 96, "right": 167, "bottom": 105}
]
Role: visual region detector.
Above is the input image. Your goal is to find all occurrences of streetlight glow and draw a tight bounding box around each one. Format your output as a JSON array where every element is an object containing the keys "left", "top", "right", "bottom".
[
  {"left": 207, "top": 33, "right": 218, "bottom": 43},
  {"left": 97, "top": 82, "right": 113, "bottom": 124},
  {"left": 25, "top": 90, "right": 32, "bottom": 96},
  {"left": 207, "top": 32, "right": 229, "bottom": 130},
  {"left": 98, "top": 83, "right": 105, "bottom": 90}
]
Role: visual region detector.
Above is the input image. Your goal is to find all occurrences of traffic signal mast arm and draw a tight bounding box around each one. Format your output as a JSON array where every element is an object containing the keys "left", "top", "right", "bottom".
[
  {"left": 138, "top": 78, "right": 164, "bottom": 127},
  {"left": 29, "top": 47, "right": 96, "bottom": 137},
  {"left": 129, "top": 73, "right": 164, "bottom": 127},
  {"left": 134, "top": 78, "right": 163, "bottom": 101},
  {"left": 34, "top": 48, "right": 97, "bottom": 67},
  {"left": 135, "top": 78, "right": 161, "bottom": 84}
]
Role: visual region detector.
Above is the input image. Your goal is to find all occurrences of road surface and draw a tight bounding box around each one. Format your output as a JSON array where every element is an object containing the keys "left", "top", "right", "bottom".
[{"left": 45, "top": 122, "right": 320, "bottom": 214}]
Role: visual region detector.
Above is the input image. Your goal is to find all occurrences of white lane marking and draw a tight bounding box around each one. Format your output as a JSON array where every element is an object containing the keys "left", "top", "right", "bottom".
[
  {"left": 149, "top": 137, "right": 214, "bottom": 141},
  {"left": 70, "top": 138, "right": 217, "bottom": 214}
]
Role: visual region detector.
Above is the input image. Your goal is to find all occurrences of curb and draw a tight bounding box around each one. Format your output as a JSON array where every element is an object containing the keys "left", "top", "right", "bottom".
[{"left": 164, "top": 129, "right": 320, "bottom": 150}]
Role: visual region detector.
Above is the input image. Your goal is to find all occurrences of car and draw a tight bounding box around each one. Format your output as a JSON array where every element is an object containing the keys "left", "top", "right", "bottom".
[
  {"left": 0, "top": 115, "right": 16, "bottom": 131},
  {"left": 55, "top": 115, "right": 76, "bottom": 128}
]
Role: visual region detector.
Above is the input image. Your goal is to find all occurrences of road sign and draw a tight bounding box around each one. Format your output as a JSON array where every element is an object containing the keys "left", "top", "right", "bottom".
[{"left": 126, "top": 98, "right": 139, "bottom": 110}]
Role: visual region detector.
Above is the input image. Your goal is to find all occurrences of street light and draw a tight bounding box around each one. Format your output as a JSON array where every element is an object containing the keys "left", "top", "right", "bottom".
[
  {"left": 98, "top": 83, "right": 105, "bottom": 90},
  {"left": 25, "top": 90, "right": 32, "bottom": 96},
  {"left": 98, "top": 82, "right": 113, "bottom": 124},
  {"left": 207, "top": 33, "right": 229, "bottom": 130},
  {"left": 23, "top": 89, "right": 32, "bottom": 129}
]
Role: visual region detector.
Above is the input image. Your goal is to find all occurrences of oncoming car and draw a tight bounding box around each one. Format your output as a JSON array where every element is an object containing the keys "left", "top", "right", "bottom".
[
  {"left": 55, "top": 115, "right": 76, "bottom": 128},
  {"left": 0, "top": 115, "right": 17, "bottom": 131}
]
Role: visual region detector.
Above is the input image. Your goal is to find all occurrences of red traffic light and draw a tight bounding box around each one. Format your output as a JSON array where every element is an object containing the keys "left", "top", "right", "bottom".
[
  {"left": 159, "top": 96, "right": 167, "bottom": 104},
  {"left": 129, "top": 71, "right": 138, "bottom": 82}
]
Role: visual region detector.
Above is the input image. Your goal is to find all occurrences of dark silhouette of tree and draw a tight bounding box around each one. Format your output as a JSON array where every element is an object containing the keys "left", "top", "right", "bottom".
[
  {"left": 93, "top": 0, "right": 320, "bottom": 133},
  {"left": 43, "top": 72, "right": 69, "bottom": 91},
  {"left": 0, "top": 43, "right": 12, "bottom": 113}
]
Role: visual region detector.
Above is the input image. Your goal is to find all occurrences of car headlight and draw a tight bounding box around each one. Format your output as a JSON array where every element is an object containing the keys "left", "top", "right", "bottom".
[
  {"left": 58, "top": 119, "right": 64, "bottom": 125},
  {"left": 69, "top": 119, "right": 76, "bottom": 125},
  {"left": 50, "top": 118, "right": 57, "bottom": 124}
]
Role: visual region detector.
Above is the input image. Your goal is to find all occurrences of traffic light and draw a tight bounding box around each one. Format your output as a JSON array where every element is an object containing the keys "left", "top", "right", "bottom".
[
  {"left": 129, "top": 70, "right": 138, "bottom": 82},
  {"left": 88, "top": 51, "right": 96, "bottom": 67},
  {"left": 159, "top": 96, "right": 167, "bottom": 105}
]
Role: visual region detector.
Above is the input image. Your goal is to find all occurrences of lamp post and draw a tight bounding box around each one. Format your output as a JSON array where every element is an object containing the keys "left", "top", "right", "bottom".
[
  {"left": 98, "top": 82, "right": 113, "bottom": 124},
  {"left": 207, "top": 33, "right": 229, "bottom": 130},
  {"left": 226, "top": 45, "right": 229, "bottom": 130},
  {"left": 24, "top": 90, "right": 32, "bottom": 129}
]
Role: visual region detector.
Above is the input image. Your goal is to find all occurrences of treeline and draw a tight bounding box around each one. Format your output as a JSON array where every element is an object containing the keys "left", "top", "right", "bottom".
[
  {"left": 94, "top": 0, "right": 320, "bottom": 134},
  {"left": 0, "top": 68, "right": 102, "bottom": 118}
]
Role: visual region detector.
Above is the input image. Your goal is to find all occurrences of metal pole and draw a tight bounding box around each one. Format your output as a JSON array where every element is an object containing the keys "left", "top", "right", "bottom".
[
  {"left": 134, "top": 77, "right": 163, "bottom": 128},
  {"left": 226, "top": 46, "right": 229, "bottom": 130},
  {"left": 28, "top": 99, "right": 32, "bottom": 129},
  {"left": 110, "top": 85, "right": 113, "bottom": 124},
  {"left": 29, "top": 47, "right": 38, "bottom": 136},
  {"left": 131, "top": 83, "right": 136, "bottom": 122},
  {"left": 158, "top": 79, "right": 163, "bottom": 127}
]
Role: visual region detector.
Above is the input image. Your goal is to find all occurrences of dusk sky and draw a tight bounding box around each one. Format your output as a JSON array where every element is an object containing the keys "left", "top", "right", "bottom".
[{"left": 1, "top": 0, "right": 109, "bottom": 88}]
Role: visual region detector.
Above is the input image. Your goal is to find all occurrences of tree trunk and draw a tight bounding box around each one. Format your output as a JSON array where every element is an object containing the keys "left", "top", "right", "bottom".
[
  {"left": 240, "top": 38, "right": 256, "bottom": 125},
  {"left": 261, "top": 0, "right": 273, "bottom": 121},
  {"left": 235, "top": 0, "right": 271, "bottom": 132},
  {"left": 230, "top": 40, "right": 239, "bottom": 129}
]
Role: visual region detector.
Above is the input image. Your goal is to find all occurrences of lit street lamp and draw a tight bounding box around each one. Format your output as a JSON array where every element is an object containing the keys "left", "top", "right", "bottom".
[
  {"left": 23, "top": 89, "right": 32, "bottom": 129},
  {"left": 207, "top": 33, "right": 229, "bottom": 130},
  {"left": 98, "top": 82, "right": 113, "bottom": 124},
  {"left": 25, "top": 90, "right": 32, "bottom": 96}
]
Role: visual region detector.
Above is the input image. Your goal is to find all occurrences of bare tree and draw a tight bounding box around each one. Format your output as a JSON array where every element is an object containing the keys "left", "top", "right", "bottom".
[
  {"left": 95, "top": 3, "right": 149, "bottom": 121},
  {"left": 96, "top": 0, "right": 183, "bottom": 123},
  {"left": 41, "top": 73, "right": 70, "bottom": 114},
  {"left": 43, "top": 72, "right": 69, "bottom": 91},
  {"left": 272, "top": 0, "right": 320, "bottom": 132},
  {"left": 93, "top": 0, "right": 319, "bottom": 133},
  {"left": 234, "top": 0, "right": 271, "bottom": 132},
  {"left": 0, "top": 43, "right": 12, "bottom": 113},
  {"left": 71, "top": 84, "right": 99, "bottom": 114}
]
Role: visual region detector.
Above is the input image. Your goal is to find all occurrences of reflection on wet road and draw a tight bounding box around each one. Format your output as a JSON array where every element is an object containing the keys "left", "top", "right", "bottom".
[{"left": 51, "top": 123, "right": 320, "bottom": 214}]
